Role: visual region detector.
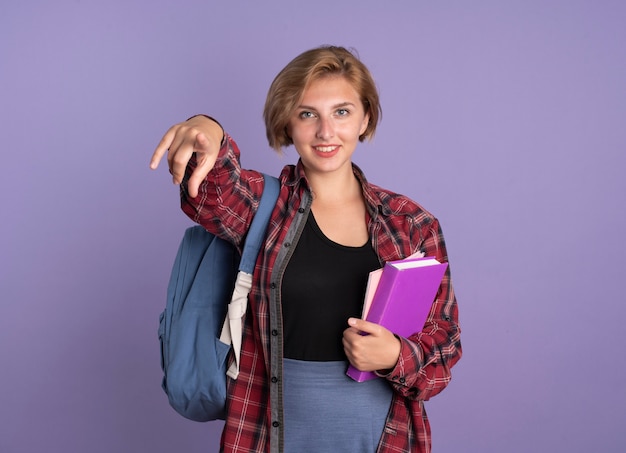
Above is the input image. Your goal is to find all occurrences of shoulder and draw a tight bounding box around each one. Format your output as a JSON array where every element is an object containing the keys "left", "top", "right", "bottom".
[
  {"left": 352, "top": 163, "right": 435, "bottom": 223},
  {"left": 365, "top": 182, "right": 438, "bottom": 227},
  {"left": 366, "top": 182, "right": 450, "bottom": 261}
]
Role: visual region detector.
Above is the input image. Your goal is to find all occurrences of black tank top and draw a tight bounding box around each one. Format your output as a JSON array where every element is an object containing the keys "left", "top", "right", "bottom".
[{"left": 281, "top": 213, "right": 381, "bottom": 361}]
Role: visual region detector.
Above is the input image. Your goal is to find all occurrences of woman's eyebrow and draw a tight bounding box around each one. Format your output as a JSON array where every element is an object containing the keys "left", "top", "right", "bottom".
[{"left": 297, "top": 101, "right": 356, "bottom": 110}]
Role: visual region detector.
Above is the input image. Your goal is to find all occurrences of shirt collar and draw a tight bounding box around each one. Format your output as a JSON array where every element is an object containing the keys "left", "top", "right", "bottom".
[{"left": 282, "top": 159, "right": 386, "bottom": 221}]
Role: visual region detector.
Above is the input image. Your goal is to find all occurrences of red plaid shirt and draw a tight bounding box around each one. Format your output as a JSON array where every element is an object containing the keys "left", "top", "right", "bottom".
[{"left": 181, "top": 134, "right": 462, "bottom": 453}]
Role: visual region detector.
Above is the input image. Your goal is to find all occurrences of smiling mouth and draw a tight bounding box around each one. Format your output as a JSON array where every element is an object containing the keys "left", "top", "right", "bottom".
[{"left": 313, "top": 145, "right": 339, "bottom": 153}]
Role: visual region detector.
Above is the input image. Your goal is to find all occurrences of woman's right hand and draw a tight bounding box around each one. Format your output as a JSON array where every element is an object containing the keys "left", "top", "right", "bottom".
[{"left": 149, "top": 115, "right": 224, "bottom": 198}]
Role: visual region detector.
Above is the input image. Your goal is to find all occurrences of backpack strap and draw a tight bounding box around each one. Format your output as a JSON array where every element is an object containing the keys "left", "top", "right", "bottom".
[
  {"left": 220, "top": 174, "right": 280, "bottom": 379},
  {"left": 238, "top": 174, "right": 280, "bottom": 273}
]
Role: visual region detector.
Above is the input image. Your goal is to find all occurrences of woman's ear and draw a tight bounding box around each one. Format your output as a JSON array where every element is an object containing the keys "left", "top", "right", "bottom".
[{"left": 360, "top": 112, "right": 370, "bottom": 136}]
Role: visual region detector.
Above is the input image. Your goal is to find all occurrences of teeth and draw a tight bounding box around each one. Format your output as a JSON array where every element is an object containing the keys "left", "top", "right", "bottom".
[{"left": 316, "top": 146, "right": 336, "bottom": 153}]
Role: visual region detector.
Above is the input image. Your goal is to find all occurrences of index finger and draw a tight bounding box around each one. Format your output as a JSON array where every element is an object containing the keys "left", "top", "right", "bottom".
[{"left": 149, "top": 126, "right": 177, "bottom": 170}]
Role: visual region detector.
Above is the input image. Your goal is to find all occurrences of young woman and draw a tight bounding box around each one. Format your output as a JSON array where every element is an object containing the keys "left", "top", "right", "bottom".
[{"left": 151, "top": 46, "right": 461, "bottom": 453}]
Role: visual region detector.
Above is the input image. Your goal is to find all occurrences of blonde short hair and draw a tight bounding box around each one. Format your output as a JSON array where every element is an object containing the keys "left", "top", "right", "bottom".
[{"left": 263, "top": 46, "right": 382, "bottom": 151}]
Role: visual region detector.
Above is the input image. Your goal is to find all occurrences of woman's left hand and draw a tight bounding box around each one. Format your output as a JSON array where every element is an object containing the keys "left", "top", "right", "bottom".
[{"left": 343, "top": 318, "right": 401, "bottom": 373}]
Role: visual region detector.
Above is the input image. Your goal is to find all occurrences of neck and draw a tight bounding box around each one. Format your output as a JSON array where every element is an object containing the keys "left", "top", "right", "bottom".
[{"left": 305, "top": 166, "right": 362, "bottom": 206}]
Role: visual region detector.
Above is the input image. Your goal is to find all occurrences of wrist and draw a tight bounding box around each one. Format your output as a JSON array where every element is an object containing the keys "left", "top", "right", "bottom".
[{"left": 378, "top": 334, "right": 401, "bottom": 374}]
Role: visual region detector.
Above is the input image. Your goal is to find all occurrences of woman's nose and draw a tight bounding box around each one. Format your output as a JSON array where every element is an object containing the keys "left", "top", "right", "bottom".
[{"left": 315, "top": 117, "right": 334, "bottom": 140}]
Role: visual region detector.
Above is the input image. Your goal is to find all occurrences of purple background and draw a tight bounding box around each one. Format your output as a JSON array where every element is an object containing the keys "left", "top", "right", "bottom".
[{"left": 2, "top": 1, "right": 625, "bottom": 452}]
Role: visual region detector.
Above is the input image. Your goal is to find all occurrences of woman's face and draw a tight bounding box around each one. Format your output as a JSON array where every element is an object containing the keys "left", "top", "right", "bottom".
[{"left": 287, "top": 76, "right": 369, "bottom": 178}]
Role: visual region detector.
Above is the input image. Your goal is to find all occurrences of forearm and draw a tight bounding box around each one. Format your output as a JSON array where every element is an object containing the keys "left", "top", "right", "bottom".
[
  {"left": 387, "top": 305, "right": 461, "bottom": 400},
  {"left": 180, "top": 133, "right": 265, "bottom": 248},
  {"left": 382, "top": 221, "right": 462, "bottom": 400}
]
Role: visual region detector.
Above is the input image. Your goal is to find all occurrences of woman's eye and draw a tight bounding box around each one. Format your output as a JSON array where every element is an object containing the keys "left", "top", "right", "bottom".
[
  {"left": 299, "top": 111, "right": 315, "bottom": 119},
  {"left": 336, "top": 108, "right": 349, "bottom": 116}
]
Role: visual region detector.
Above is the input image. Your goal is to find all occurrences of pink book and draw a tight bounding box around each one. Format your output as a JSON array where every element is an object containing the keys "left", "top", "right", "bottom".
[{"left": 347, "top": 256, "right": 448, "bottom": 382}]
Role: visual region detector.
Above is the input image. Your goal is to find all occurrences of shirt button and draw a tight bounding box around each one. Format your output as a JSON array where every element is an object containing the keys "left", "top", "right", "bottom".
[
  {"left": 298, "top": 207, "right": 305, "bottom": 213},
  {"left": 271, "top": 329, "right": 279, "bottom": 336},
  {"left": 270, "top": 282, "right": 276, "bottom": 289},
  {"left": 271, "top": 376, "right": 278, "bottom": 383},
  {"left": 399, "top": 377, "right": 406, "bottom": 384},
  {"left": 272, "top": 421, "right": 280, "bottom": 428},
  {"left": 284, "top": 242, "right": 291, "bottom": 248}
]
